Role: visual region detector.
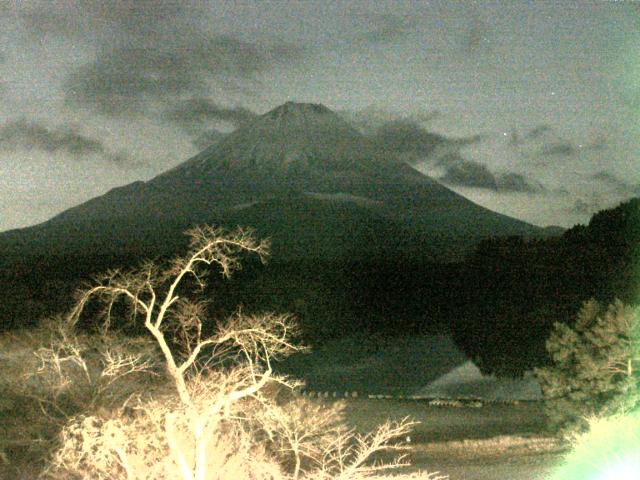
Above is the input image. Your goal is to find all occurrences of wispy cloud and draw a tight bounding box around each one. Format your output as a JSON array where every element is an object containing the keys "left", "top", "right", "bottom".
[
  {"left": 462, "top": 7, "right": 493, "bottom": 55},
  {"left": 525, "top": 125, "right": 553, "bottom": 140},
  {"left": 63, "top": 34, "right": 296, "bottom": 115},
  {"left": 0, "top": 118, "right": 129, "bottom": 164},
  {"left": 351, "top": 13, "right": 417, "bottom": 45},
  {"left": 592, "top": 171, "right": 626, "bottom": 188},
  {"left": 339, "top": 108, "right": 441, "bottom": 135},
  {"left": 571, "top": 196, "right": 615, "bottom": 217},
  {"left": 16, "top": 0, "right": 301, "bottom": 116},
  {"left": 592, "top": 171, "right": 640, "bottom": 196},
  {"left": 0, "top": 119, "right": 103, "bottom": 155},
  {"left": 508, "top": 124, "right": 582, "bottom": 159},
  {"left": 369, "top": 121, "right": 446, "bottom": 157},
  {"left": 160, "top": 98, "right": 256, "bottom": 148},
  {"left": 509, "top": 125, "right": 553, "bottom": 146},
  {"left": 439, "top": 158, "right": 542, "bottom": 193},
  {"left": 441, "top": 160, "right": 498, "bottom": 190},
  {"left": 352, "top": 116, "right": 483, "bottom": 166},
  {"left": 164, "top": 98, "right": 256, "bottom": 132},
  {"left": 540, "top": 141, "right": 576, "bottom": 157},
  {"left": 0, "top": 52, "right": 6, "bottom": 97},
  {"left": 496, "top": 172, "right": 542, "bottom": 193}
]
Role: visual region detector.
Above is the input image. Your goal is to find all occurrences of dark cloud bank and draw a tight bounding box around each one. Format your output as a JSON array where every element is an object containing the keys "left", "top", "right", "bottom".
[
  {"left": 46, "top": 1, "right": 301, "bottom": 117},
  {"left": 0, "top": 119, "right": 127, "bottom": 164},
  {"left": 13, "top": 0, "right": 301, "bottom": 120},
  {"left": 362, "top": 119, "right": 538, "bottom": 193},
  {"left": 441, "top": 160, "right": 540, "bottom": 193},
  {"left": 510, "top": 124, "right": 583, "bottom": 158},
  {"left": 370, "top": 121, "right": 446, "bottom": 157},
  {"left": 164, "top": 99, "right": 257, "bottom": 129},
  {"left": 163, "top": 98, "right": 257, "bottom": 147},
  {"left": 592, "top": 171, "right": 640, "bottom": 196},
  {"left": 63, "top": 34, "right": 284, "bottom": 116}
]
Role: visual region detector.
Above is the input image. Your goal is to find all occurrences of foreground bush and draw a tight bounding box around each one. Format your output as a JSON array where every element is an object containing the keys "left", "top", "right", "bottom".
[
  {"left": 35, "top": 226, "right": 442, "bottom": 479},
  {"left": 0, "top": 321, "right": 162, "bottom": 478},
  {"left": 535, "top": 299, "right": 640, "bottom": 435}
]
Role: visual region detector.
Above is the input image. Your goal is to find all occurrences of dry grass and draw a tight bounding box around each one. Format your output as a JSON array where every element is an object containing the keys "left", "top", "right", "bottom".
[
  {"left": 415, "top": 435, "right": 564, "bottom": 459},
  {"left": 338, "top": 398, "right": 552, "bottom": 443},
  {"left": 1, "top": 327, "right": 59, "bottom": 478}
]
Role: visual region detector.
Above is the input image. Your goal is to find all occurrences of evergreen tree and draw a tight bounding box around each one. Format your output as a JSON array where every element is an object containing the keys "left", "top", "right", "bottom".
[{"left": 535, "top": 299, "right": 640, "bottom": 434}]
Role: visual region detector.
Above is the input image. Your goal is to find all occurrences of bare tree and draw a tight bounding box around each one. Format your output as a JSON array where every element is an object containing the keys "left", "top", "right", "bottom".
[{"left": 39, "top": 226, "right": 444, "bottom": 479}]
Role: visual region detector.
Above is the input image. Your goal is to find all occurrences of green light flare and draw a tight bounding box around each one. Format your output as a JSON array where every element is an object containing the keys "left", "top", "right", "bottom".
[
  {"left": 597, "top": 459, "right": 640, "bottom": 480},
  {"left": 550, "top": 412, "right": 640, "bottom": 480}
]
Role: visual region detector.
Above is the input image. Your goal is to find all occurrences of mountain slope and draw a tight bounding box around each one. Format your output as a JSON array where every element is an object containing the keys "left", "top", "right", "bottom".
[{"left": 0, "top": 102, "right": 541, "bottom": 261}]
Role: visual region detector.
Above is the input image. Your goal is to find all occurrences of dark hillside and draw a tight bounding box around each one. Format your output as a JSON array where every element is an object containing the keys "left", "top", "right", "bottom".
[{"left": 451, "top": 197, "right": 640, "bottom": 376}]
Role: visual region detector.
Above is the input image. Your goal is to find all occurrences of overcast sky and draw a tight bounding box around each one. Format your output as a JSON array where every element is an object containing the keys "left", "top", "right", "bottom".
[{"left": 0, "top": 0, "right": 638, "bottom": 231}]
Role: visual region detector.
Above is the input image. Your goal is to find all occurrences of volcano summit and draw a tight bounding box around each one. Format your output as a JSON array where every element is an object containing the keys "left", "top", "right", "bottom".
[{"left": 1, "top": 102, "right": 541, "bottom": 261}]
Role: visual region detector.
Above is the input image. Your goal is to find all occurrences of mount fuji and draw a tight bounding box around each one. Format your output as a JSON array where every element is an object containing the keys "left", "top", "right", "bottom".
[{"left": 1, "top": 102, "right": 543, "bottom": 262}]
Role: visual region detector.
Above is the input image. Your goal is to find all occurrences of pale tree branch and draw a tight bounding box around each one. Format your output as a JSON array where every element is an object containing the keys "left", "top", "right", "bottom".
[{"left": 41, "top": 225, "right": 434, "bottom": 480}]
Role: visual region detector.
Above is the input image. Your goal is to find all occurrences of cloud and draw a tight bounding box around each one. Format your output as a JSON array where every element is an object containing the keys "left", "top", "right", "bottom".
[
  {"left": 17, "top": 1, "right": 300, "bottom": 115},
  {"left": 509, "top": 124, "right": 578, "bottom": 158},
  {"left": 441, "top": 160, "right": 498, "bottom": 190},
  {"left": 63, "top": 34, "right": 288, "bottom": 115},
  {"left": 507, "top": 124, "right": 555, "bottom": 147},
  {"left": 593, "top": 171, "right": 627, "bottom": 187},
  {"left": 0, "top": 119, "right": 104, "bottom": 156},
  {"left": 162, "top": 98, "right": 256, "bottom": 148},
  {"left": 525, "top": 125, "right": 553, "bottom": 140},
  {"left": 18, "top": 1, "right": 201, "bottom": 39},
  {"left": 164, "top": 98, "right": 256, "bottom": 131},
  {"left": 450, "top": 134, "right": 485, "bottom": 147},
  {"left": 540, "top": 141, "right": 576, "bottom": 157},
  {"left": 0, "top": 51, "right": 5, "bottom": 97},
  {"left": 434, "top": 150, "right": 466, "bottom": 167},
  {"left": 439, "top": 158, "right": 541, "bottom": 193},
  {"left": 356, "top": 116, "right": 538, "bottom": 193},
  {"left": 496, "top": 172, "right": 542, "bottom": 193},
  {"left": 357, "top": 117, "right": 484, "bottom": 167},
  {"left": 0, "top": 118, "right": 129, "bottom": 164},
  {"left": 573, "top": 197, "right": 606, "bottom": 217},
  {"left": 573, "top": 199, "right": 593, "bottom": 216},
  {"left": 427, "top": 135, "right": 485, "bottom": 170},
  {"left": 462, "top": 7, "right": 493, "bottom": 55},
  {"left": 370, "top": 121, "right": 446, "bottom": 157},
  {"left": 592, "top": 171, "right": 640, "bottom": 196},
  {"left": 353, "top": 14, "right": 417, "bottom": 44},
  {"left": 338, "top": 108, "right": 441, "bottom": 136},
  {"left": 19, "top": 6, "right": 93, "bottom": 39},
  {"left": 362, "top": 121, "right": 486, "bottom": 176}
]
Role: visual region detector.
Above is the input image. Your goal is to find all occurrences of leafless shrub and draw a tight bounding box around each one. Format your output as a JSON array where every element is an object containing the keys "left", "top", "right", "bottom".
[
  {"left": 28, "top": 317, "right": 161, "bottom": 421},
  {"left": 37, "top": 226, "right": 443, "bottom": 479}
]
